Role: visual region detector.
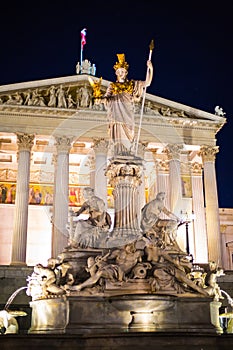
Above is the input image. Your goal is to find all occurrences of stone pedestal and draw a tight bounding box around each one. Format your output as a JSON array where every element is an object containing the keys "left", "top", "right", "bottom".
[
  {"left": 29, "top": 297, "right": 69, "bottom": 334},
  {"left": 210, "top": 300, "right": 223, "bottom": 334},
  {"left": 105, "top": 157, "right": 143, "bottom": 247}
]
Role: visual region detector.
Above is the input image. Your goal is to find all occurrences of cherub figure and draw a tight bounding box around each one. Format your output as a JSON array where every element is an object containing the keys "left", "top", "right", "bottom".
[{"left": 204, "top": 261, "right": 225, "bottom": 301}]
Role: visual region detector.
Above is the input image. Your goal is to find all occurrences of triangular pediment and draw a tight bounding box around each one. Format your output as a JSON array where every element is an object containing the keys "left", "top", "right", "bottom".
[
  {"left": 0, "top": 73, "right": 226, "bottom": 146},
  {"left": 0, "top": 73, "right": 226, "bottom": 122}
]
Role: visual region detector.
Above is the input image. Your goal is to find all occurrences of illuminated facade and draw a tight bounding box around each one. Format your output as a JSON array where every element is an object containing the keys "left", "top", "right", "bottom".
[{"left": 0, "top": 68, "right": 231, "bottom": 268}]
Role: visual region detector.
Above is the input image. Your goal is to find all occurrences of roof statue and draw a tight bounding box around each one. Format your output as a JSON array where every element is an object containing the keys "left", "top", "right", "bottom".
[
  {"left": 76, "top": 59, "right": 96, "bottom": 75},
  {"left": 215, "top": 105, "right": 226, "bottom": 117}
]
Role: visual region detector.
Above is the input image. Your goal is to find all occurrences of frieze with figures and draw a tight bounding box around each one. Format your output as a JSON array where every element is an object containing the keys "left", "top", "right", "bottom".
[{"left": 0, "top": 82, "right": 196, "bottom": 120}]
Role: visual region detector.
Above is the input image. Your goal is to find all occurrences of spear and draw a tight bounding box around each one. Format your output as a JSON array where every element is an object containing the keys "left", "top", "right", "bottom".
[{"left": 135, "top": 39, "right": 154, "bottom": 156}]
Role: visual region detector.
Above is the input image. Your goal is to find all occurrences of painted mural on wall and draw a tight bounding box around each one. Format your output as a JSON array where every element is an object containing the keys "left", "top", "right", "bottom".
[
  {"left": 0, "top": 183, "right": 16, "bottom": 203},
  {"left": 68, "top": 186, "right": 83, "bottom": 206},
  {"left": 107, "top": 187, "right": 114, "bottom": 208},
  {"left": 28, "top": 185, "right": 53, "bottom": 205},
  {"left": 181, "top": 176, "right": 192, "bottom": 198},
  {"left": 0, "top": 183, "right": 88, "bottom": 207}
]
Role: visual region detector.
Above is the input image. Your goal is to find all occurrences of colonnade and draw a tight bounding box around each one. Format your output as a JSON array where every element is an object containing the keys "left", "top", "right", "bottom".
[{"left": 9, "top": 133, "right": 222, "bottom": 265}]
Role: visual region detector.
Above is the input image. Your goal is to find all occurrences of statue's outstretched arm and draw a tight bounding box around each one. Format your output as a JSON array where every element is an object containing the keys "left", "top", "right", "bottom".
[
  {"left": 162, "top": 207, "right": 180, "bottom": 221},
  {"left": 75, "top": 202, "right": 89, "bottom": 216}
]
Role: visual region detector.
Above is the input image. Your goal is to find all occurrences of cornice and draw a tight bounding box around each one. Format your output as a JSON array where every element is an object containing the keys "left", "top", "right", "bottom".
[
  {"left": 0, "top": 104, "right": 224, "bottom": 131},
  {"left": 135, "top": 113, "right": 224, "bottom": 131},
  {"left": 0, "top": 111, "right": 223, "bottom": 148}
]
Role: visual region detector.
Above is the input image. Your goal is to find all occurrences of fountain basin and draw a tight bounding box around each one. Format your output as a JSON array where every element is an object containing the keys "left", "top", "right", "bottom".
[{"left": 28, "top": 294, "right": 218, "bottom": 334}]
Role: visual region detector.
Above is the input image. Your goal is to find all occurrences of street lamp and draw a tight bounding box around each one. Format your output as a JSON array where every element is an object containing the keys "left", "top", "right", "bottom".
[
  {"left": 185, "top": 220, "right": 190, "bottom": 255},
  {"left": 181, "top": 210, "right": 195, "bottom": 261}
]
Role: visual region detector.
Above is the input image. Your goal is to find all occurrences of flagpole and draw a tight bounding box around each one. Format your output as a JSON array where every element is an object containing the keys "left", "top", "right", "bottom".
[
  {"left": 80, "top": 28, "right": 87, "bottom": 74},
  {"left": 135, "top": 40, "right": 154, "bottom": 156},
  {"left": 80, "top": 39, "right": 83, "bottom": 73},
  {"left": 80, "top": 42, "right": 83, "bottom": 72}
]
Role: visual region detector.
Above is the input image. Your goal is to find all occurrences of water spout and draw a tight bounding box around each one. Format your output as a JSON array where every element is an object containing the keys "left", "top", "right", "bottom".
[
  {"left": 220, "top": 290, "right": 233, "bottom": 307},
  {"left": 4, "top": 286, "right": 27, "bottom": 311}
]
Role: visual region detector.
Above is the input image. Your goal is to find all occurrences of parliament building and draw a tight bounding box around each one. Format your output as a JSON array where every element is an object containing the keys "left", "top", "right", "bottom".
[{"left": 0, "top": 59, "right": 233, "bottom": 320}]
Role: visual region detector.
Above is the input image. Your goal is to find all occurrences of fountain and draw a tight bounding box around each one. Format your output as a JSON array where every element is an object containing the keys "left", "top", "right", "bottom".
[
  {"left": 10, "top": 50, "right": 225, "bottom": 337},
  {"left": 220, "top": 290, "right": 233, "bottom": 307},
  {"left": 0, "top": 286, "right": 27, "bottom": 334},
  {"left": 4, "top": 286, "right": 27, "bottom": 311}
]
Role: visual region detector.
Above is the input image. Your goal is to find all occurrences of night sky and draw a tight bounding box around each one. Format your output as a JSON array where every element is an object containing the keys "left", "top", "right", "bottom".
[{"left": 0, "top": 1, "right": 233, "bottom": 207}]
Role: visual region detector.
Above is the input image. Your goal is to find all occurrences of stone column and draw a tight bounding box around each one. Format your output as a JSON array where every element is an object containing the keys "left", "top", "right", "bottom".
[
  {"left": 92, "top": 138, "right": 108, "bottom": 206},
  {"left": 52, "top": 136, "right": 72, "bottom": 257},
  {"left": 155, "top": 159, "right": 170, "bottom": 208},
  {"left": 199, "top": 145, "right": 222, "bottom": 265},
  {"left": 164, "top": 144, "right": 183, "bottom": 213},
  {"left": 137, "top": 143, "right": 148, "bottom": 210},
  {"left": 191, "top": 162, "right": 208, "bottom": 263},
  {"left": 11, "top": 133, "right": 34, "bottom": 265},
  {"left": 106, "top": 159, "right": 143, "bottom": 246},
  {"left": 149, "top": 149, "right": 158, "bottom": 201},
  {"left": 88, "top": 153, "right": 95, "bottom": 189}
]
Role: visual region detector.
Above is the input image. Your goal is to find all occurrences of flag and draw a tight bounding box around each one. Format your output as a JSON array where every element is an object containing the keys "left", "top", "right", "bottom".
[{"left": 81, "top": 28, "right": 87, "bottom": 49}]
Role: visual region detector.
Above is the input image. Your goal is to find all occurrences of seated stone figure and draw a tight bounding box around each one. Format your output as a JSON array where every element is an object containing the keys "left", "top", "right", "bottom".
[
  {"left": 69, "top": 187, "right": 112, "bottom": 249},
  {"left": 140, "top": 192, "right": 182, "bottom": 252}
]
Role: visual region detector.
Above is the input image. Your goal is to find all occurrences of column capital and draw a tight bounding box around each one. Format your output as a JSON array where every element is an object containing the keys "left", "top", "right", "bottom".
[
  {"left": 191, "top": 162, "right": 203, "bottom": 175},
  {"left": 199, "top": 145, "right": 219, "bottom": 162},
  {"left": 55, "top": 136, "right": 73, "bottom": 153},
  {"left": 92, "top": 138, "right": 108, "bottom": 155},
  {"left": 150, "top": 148, "right": 158, "bottom": 162},
  {"left": 16, "top": 133, "right": 34, "bottom": 152},
  {"left": 155, "top": 159, "right": 169, "bottom": 173},
  {"left": 51, "top": 154, "right": 57, "bottom": 166},
  {"left": 88, "top": 154, "right": 95, "bottom": 171},
  {"left": 106, "top": 161, "right": 143, "bottom": 187},
  {"left": 164, "top": 144, "right": 183, "bottom": 160}
]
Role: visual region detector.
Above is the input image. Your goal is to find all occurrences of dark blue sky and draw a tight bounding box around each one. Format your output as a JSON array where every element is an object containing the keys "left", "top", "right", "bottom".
[{"left": 0, "top": 1, "right": 233, "bottom": 207}]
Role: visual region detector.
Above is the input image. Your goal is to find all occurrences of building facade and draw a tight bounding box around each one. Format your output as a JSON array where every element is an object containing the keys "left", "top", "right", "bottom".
[{"left": 0, "top": 66, "right": 231, "bottom": 269}]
